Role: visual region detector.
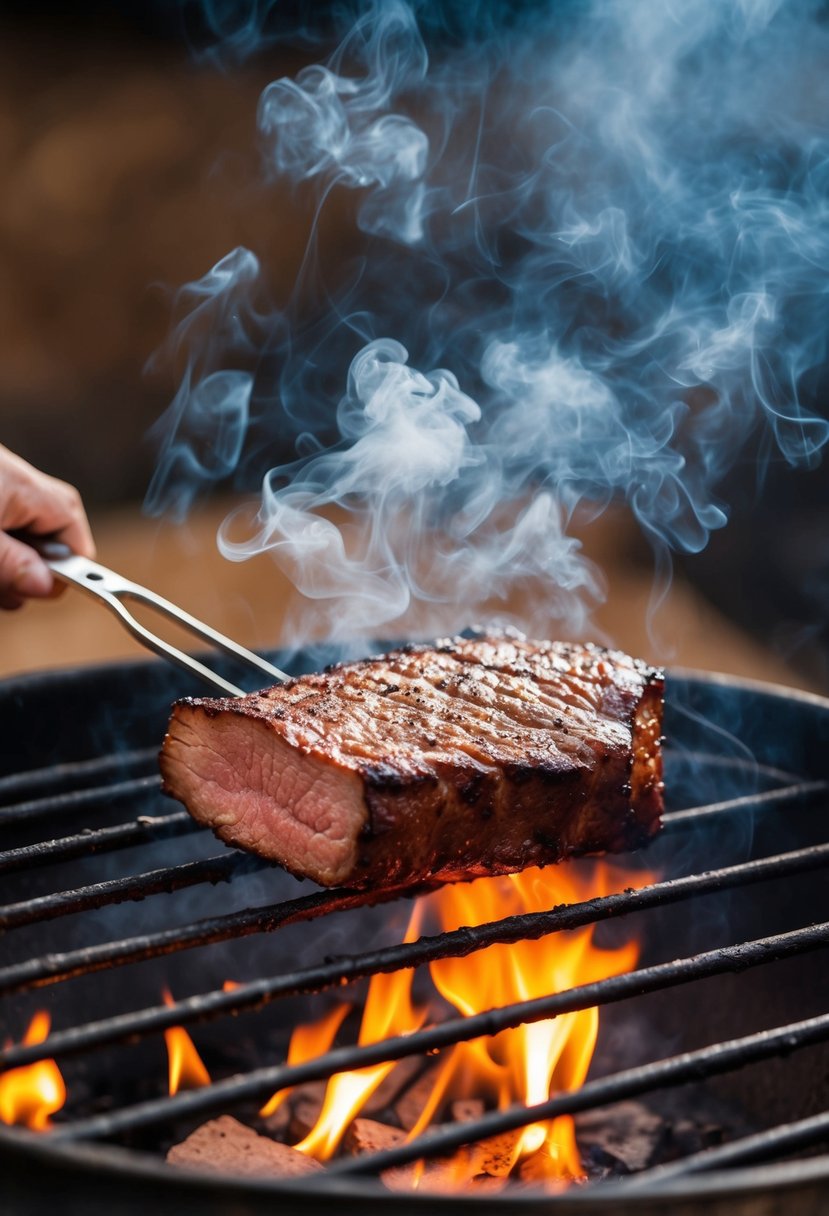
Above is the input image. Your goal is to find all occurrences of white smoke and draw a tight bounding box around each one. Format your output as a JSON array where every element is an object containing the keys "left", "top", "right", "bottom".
[
  {"left": 218, "top": 338, "right": 599, "bottom": 645},
  {"left": 147, "top": 0, "right": 829, "bottom": 650}
]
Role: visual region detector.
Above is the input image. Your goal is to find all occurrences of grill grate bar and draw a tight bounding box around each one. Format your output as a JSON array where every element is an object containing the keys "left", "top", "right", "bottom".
[
  {"left": 0, "top": 881, "right": 437, "bottom": 997},
  {"left": 0, "top": 776, "right": 161, "bottom": 827},
  {"left": 624, "top": 1109, "right": 829, "bottom": 1189},
  {"left": 46, "top": 921, "right": 829, "bottom": 1143},
  {"left": 5, "top": 840, "right": 829, "bottom": 1066},
  {"left": 0, "top": 852, "right": 278, "bottom": 930},
  {"left": 0, "top": 748, "right": 157, "bottom": 806},
  {"left": 323, "top": 1012, "right": 829, "bottom": 1179},
  {"left": 662, "top": 779, "right": 829, "bottom": 830},
  {"left": 3, "top": 839, "right": 829, "bottom": 999},
  {"left": 661, "top": 751, "right": 802, "bottom": 787},
  {"left": 0, "top": 812, "right": 196, "bottom": 876}
]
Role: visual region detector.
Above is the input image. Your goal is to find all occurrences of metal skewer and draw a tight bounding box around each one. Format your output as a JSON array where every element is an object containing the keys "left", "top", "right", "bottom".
[{"left": 26, "top": 537, "right": 289, "bottom": 697}]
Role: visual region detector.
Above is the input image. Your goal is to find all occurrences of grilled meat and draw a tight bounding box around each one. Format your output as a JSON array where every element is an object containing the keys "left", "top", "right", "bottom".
[{"left": 159, "top": 635, "right": 664, "bottom": 889}]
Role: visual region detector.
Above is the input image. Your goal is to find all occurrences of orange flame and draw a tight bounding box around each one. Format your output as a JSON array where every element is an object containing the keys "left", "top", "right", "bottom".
[
  {"left": 292, "top": 912, "right": 428, "bottom": 1161},
  {"left": 420, "top": 862, "right": 644, "bottom": 1180},
  {"left": 162, "top": 989, "right": 211, "bottom": 1095},
  {"left": 260, "top": 1002, "right": 351, "bottom": 1119},
  {"left": 0, "top": 1012, "right": 66, "bottom": 1131},
  {"left": 289, "top": 859, "right": 651, "bottom": 1184}
]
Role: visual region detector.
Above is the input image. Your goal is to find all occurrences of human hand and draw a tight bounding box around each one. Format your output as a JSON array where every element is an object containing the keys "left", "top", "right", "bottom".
[{"left": 0, "top": 444, "right": 95, "bottom": 609}]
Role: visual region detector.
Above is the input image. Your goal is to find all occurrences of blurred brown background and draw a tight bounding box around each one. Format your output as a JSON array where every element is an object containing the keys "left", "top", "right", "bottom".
[
  {"left": 0, "top": 7, "right": 823, "bottom": 692},
  {"left": 0, "top": 13, "right": 304, "bottom": 503}
]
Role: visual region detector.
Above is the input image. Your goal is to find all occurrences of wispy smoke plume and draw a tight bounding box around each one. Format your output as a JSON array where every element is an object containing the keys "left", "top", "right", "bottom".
[
  {"left": 218, "top": 337, "right": 599, "bottom": 640},
  {"left": 145, "top": 247, "right": 261, "bottom": 520},
  {"left": 148, "top": 0, "right": 829, "bottom": 647},
  {"left": 259, "top": 3, "right": 429, "bottom": 242}
]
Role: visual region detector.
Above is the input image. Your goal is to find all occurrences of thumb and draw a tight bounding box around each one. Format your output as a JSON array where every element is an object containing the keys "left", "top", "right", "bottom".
[{"left": 0, "top": 532, "right": 54, "bottom": 599}]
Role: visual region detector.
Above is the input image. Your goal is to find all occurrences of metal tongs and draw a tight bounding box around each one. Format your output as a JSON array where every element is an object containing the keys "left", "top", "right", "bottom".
[{"left": 27, "top": 537, "right": 289, "bottom": 698}]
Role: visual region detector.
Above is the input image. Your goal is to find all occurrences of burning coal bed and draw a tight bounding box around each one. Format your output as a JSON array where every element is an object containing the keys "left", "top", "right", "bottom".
[
  {"left": 162, "top": 863, "right": 670, "bottom": 1193},
  {"left": 1, "top": 860, "right": 746, "bottom": 1196}
]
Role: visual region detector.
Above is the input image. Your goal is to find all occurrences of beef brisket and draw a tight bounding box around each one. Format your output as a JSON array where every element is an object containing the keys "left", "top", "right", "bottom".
[{"left": 159, "top": 635, "right": 664, "bottom": 889}]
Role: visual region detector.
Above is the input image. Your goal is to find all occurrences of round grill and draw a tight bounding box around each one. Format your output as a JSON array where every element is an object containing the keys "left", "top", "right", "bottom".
[{"left": 1, "top": 654, "right": 829, "bottom": 1215}]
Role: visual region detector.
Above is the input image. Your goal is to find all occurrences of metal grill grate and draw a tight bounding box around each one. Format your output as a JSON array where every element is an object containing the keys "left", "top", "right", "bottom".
[{"left": 2, "top": 661, "right": 829, "bottom": 1201}]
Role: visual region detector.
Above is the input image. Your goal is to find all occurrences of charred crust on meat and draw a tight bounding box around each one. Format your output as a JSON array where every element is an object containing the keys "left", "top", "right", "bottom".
[
  {"left": 362, "top": 763, "right": 438, "bottom": 793},
  {"left": 503, "top": 758, "right": 581, "bottom": 785},
  {"left": 533, "top": 829, "right": 565, "bottom": 854},
  {"left": 361, "top": 762, "right": 401, "bottom": 790},
  {"left": 457, "top": 771, "right": 488, "bottom": 805},
  {"left": 503, "top": 762, "right": 535, "bottom": 786}
]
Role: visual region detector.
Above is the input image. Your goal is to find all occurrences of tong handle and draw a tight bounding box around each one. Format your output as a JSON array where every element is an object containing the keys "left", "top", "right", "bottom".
[{"left": 16, "top": 532, "right": 289, "bottom": 698}]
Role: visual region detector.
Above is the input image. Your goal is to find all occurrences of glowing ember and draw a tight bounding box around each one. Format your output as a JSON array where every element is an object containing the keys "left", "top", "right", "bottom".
[
  {"left": 284, "top": 860, "right": 650, "bottom": 1185},
  {"left": 162, "top": 990, "right": 211, "bottom": 1095},
  {"left": 0, "top": 1012, "right": 66, "bottom": 1131}
]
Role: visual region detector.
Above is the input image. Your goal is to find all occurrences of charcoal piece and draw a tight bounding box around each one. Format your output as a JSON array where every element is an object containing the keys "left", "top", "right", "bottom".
[
  {"left": 450, "top": 1098, "right": 486, "bottom": 1123},
  {"left": 471, "top": 1130, "right": 522, "bottom": 1177},
  {"left": 576, "top": 1101, "right": 666, "bottom": 1175},
  {"left": 167, "top": 1115, "right": 322, "bottom": 1177},
  {"left": 344, "top": 1116, "right": 406, "bottom": 1156},
  {"left": 345, "top": 1116, "right": 459, "bottom": 1193},
  {"left": 393, "top": 1065, "right": 441, "bottom": 1131}
]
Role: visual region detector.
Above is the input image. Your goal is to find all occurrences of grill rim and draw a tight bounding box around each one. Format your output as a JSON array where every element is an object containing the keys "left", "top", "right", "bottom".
[
  {"left": 4, "top": 1119, "right": 829, "bottom": 1211},
  {"left": 2, "top": 657, "right": 829, "bottom": 1207}
]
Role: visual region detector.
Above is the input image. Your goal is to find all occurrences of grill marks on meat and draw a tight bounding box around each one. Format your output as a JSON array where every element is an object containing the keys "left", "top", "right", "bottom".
[{"left": 159, "top": 636, "right": 664, "bottom": 889}]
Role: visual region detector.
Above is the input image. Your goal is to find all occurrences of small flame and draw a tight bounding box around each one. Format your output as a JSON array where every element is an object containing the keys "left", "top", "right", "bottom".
[
  {"left": 162, "top": 989, "right": 211, "bottom": 1095},
  {"left": 260, "top": 1002, "right": 351, "bottom": 1119},
  {"left": 0, "top": 1012, "right": 66, "bottom": 1131},
  {"left": 293, "top": 912, "right": 427, "bottom": 1161}
]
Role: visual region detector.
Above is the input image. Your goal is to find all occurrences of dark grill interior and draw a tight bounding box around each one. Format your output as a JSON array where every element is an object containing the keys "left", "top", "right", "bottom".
[{"left": 2, "top": 654, "right": 829, "bottom": 1214}]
